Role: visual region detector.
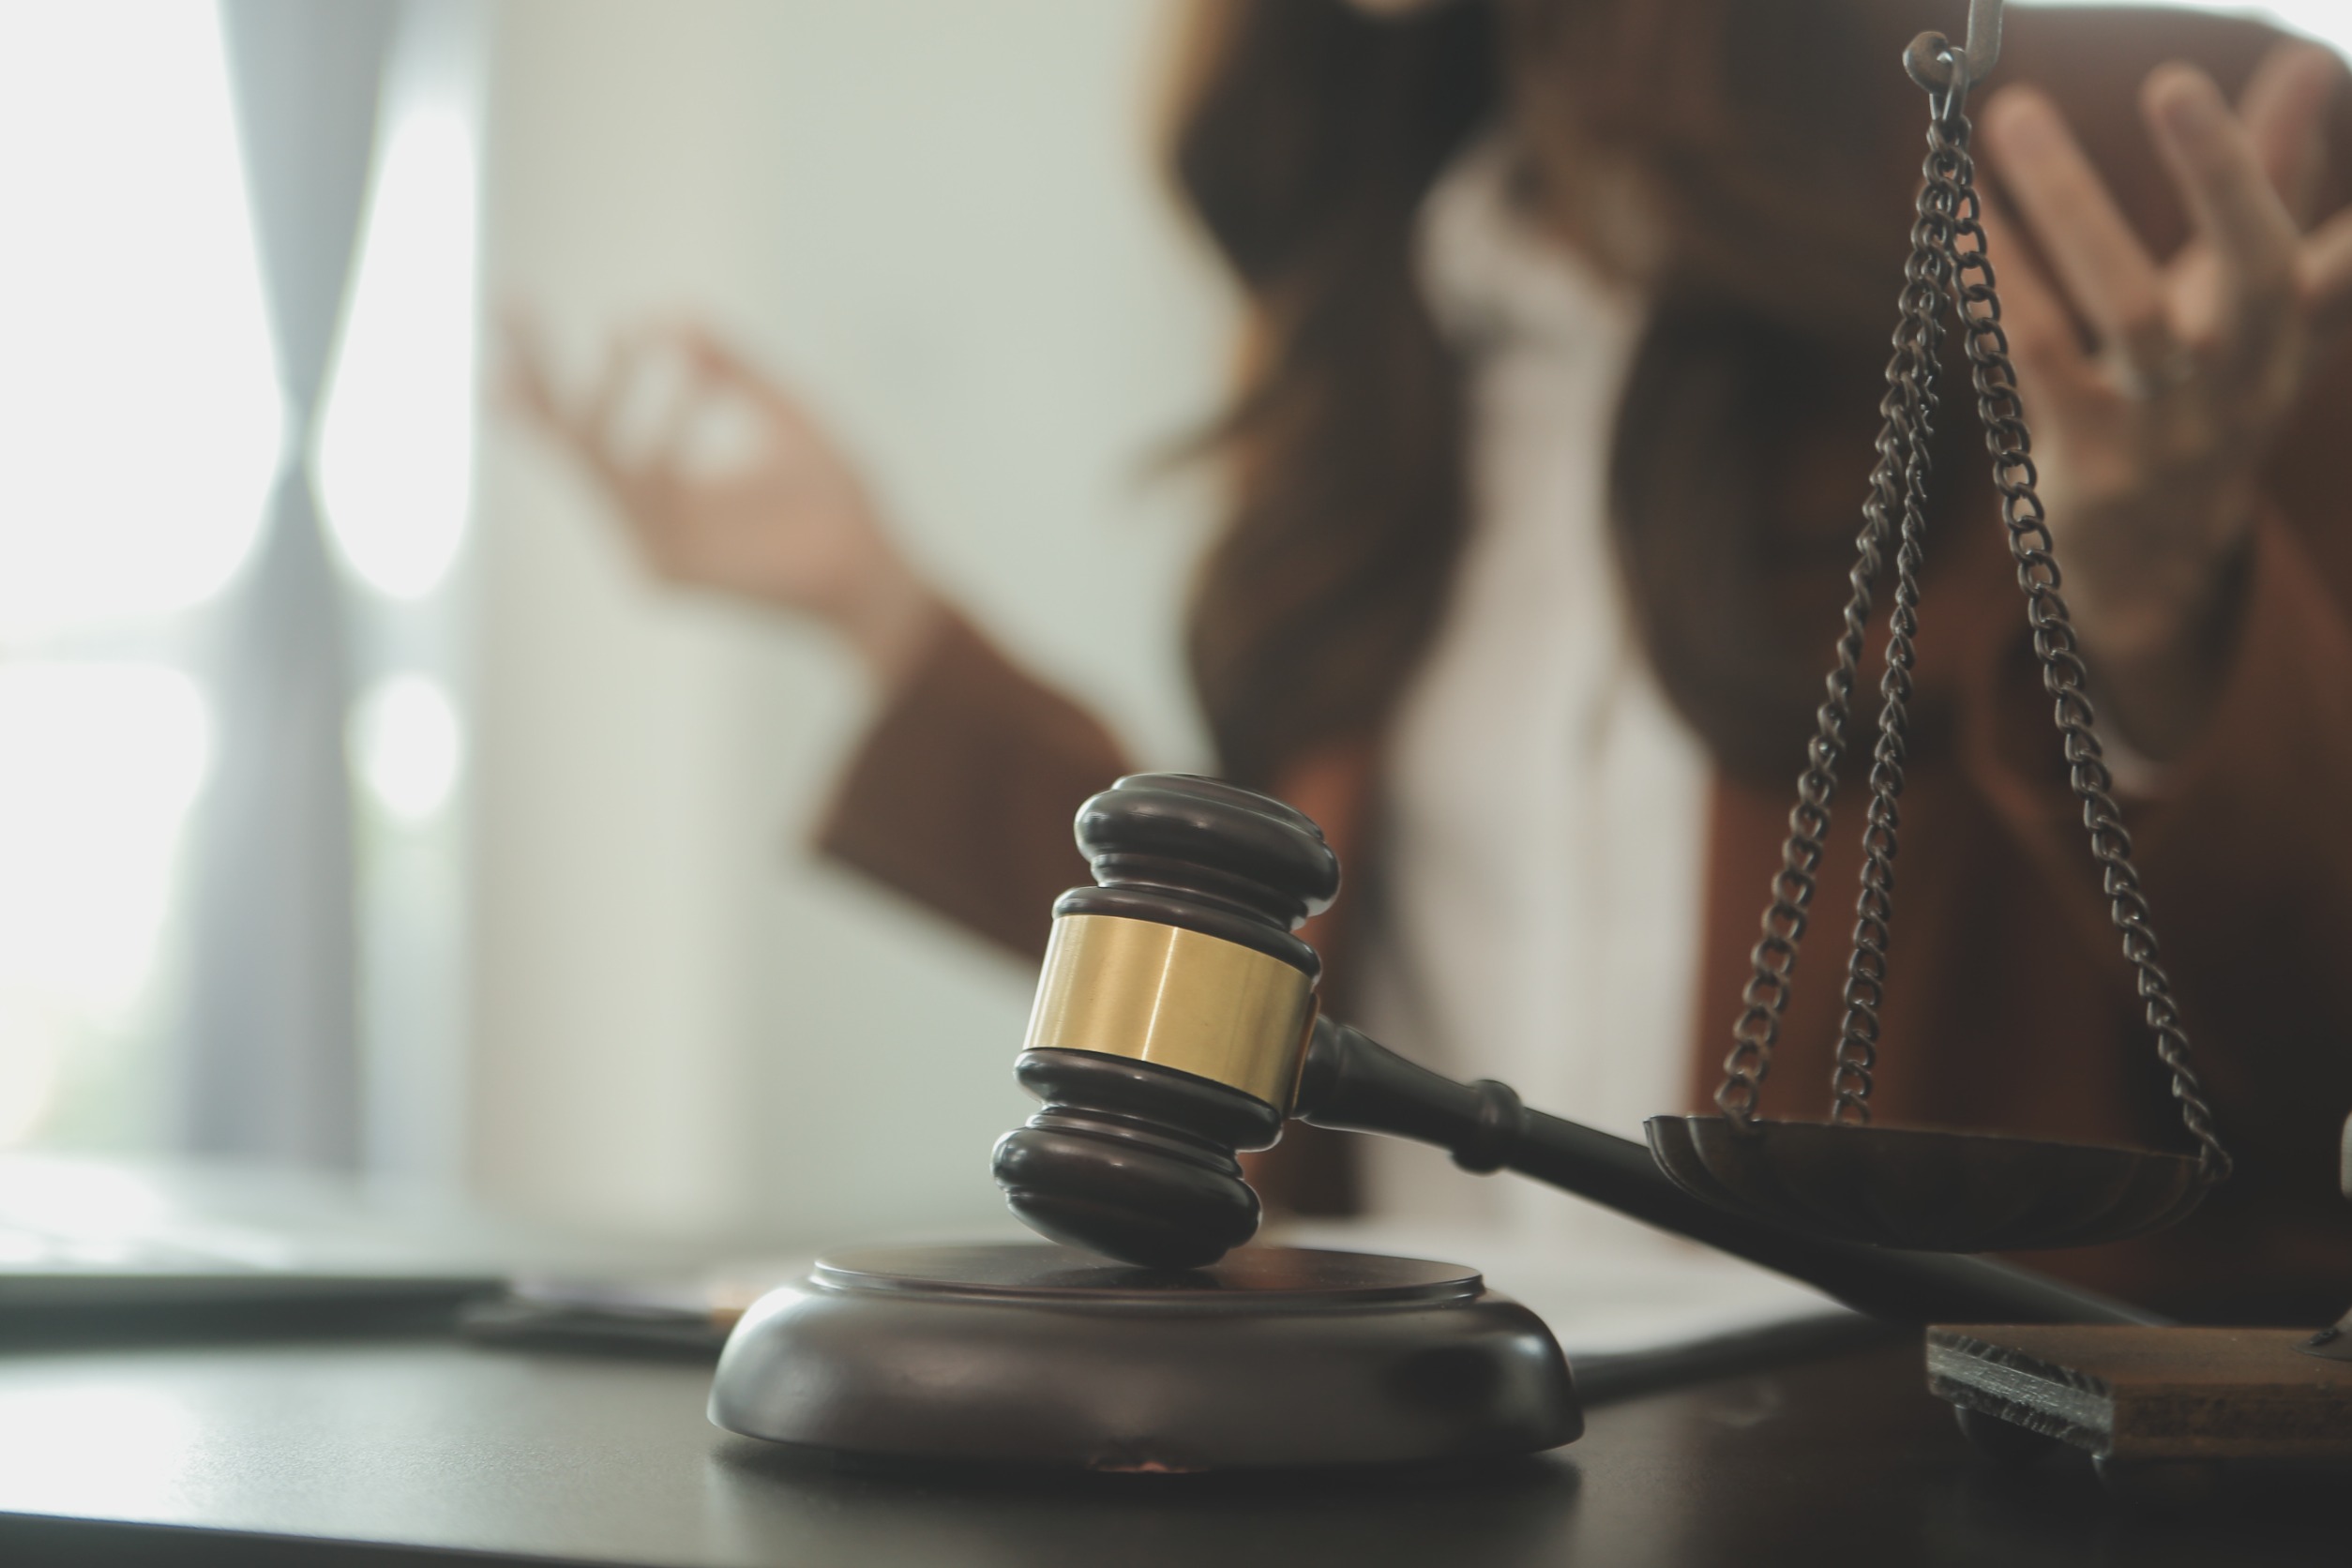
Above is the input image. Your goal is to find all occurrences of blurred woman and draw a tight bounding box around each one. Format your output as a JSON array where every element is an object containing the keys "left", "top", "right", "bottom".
[{"left": 514, "top": 1, "right": 2352, "bottom": 1321}]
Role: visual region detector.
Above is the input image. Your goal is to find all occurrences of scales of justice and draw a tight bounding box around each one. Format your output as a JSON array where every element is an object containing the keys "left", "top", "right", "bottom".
[{"left": 709, "top": 0, "right": 2352, "bottom": 1492}]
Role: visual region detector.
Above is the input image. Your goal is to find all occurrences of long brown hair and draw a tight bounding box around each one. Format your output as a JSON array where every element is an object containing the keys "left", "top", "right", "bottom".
[{"left": 1173, "top": 0, "right": 1963, "bottom": 789}]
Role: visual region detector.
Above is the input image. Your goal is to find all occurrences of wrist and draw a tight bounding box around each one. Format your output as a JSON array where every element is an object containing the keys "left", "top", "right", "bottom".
[
  {"left": 830, "top": 554, "right": 948, "bottom": 693},
  {"left": 2063, "top": 475, "right": 2254, "bottom": 648},
  {"left": 2071, "top": 525, "right": 2254, "bottom": 763}
]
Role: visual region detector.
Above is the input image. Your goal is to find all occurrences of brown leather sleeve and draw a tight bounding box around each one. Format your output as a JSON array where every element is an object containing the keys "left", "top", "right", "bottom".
[
  {"left": 1956, "top": 516, "right": 2352, "bottom": 1319},
  {"left": 815, "top": 611, "right": 1133, "bottom": 964},
  {"left": 1959, "top": 515, "right": 2352, "bottom": 1057}
]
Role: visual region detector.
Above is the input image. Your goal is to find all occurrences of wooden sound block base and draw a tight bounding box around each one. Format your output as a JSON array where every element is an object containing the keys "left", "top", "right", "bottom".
[
  {"left": 1927, "top": 1324, "right": 2352, "bottom": 1500},
  {"left": 709, "top": 1244, "right": 1579, "bottom": 1471}
]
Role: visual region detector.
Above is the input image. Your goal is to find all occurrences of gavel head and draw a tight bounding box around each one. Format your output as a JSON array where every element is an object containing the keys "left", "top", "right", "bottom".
[{"left": 989, "top": 774, "right": 1339, "bottom": 1269}]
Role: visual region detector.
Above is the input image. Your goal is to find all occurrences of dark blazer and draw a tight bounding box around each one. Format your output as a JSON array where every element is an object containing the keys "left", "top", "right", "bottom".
[{"left": 820, "top": 7, "right": 2352, "bottom": 1325}]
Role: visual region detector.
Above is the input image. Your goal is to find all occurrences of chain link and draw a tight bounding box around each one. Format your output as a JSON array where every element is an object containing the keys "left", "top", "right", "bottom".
[
  {"left": 1712, "top": 56, "right": 2233, "bottom": 1184},
  {"left": 1829, "top": 128, "right": 1956, "bottom": 1125},
  {"left": 1714, "top": 98, "right": 1953, "bottom": 1127},
  {"left": 1712, "top": 410, "right": 1888, "bottom": 1122},
  {"left": 1929, "top": 99, "right": 2232, "bottom": 1180}
]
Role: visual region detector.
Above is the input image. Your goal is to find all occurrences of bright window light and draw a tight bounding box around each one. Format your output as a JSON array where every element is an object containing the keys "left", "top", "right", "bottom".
[
  {"left": 2268, "top": 4, "right": 2352, "bottom": 51},
  {"left": 314, "top": 103, "right": 480, "bottom": 600},
  {"left": 352, "top": 675, "right": 463, "bottom": 823},
  {"left": 0, "top": 666, "right": 211, "bottom": 1147},
  {"left": 0, "top": 2, "right": 284, "bottom": 641},
  {"left": 2017, "top": 0, "right": 2352, "bottom": 53},
  {"left": 0, "top": 1381, "right": 201, "bottom": 1518}
]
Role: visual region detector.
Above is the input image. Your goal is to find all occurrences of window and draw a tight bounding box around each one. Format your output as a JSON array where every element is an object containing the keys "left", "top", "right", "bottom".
[
  {"left": 0, "top": 1, "right": 279, "bottom": 1151},
  {"left": 0, "top": 0, "right": 480, "bottom": 1180}
]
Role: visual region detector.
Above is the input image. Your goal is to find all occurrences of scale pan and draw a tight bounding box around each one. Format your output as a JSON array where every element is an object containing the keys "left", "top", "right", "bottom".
[{"left": 1644, "top": 1116, "right": 2209, "bottom": 1252}]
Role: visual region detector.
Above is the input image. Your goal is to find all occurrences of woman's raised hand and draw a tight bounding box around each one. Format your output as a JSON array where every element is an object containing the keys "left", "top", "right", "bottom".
[
  {"left": 1979, "top": 43, "right": 2352, "bottom": 761},
  {"left": 505, "top": 317, "right": 944, "bottom": 687}
]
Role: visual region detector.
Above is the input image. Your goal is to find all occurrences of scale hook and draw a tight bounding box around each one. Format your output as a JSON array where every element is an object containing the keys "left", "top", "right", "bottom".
[{"left": 1903, "top": 0, "right": 2002, "bottom": 99}]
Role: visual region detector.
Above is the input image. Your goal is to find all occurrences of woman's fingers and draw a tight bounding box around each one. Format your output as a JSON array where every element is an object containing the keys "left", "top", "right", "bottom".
[
  {"left": 567, "top": 329, "right": 680, "bottom": 512},
  {"left": 2236, "top": 41, "right": 2340, "bottom": 226},
  {"left": 678, "top": 325, "right": 820, "bottom": 433},
  {"left": 2145, "top": 64, "right": 2303, "bottom": 355},
  {"left": 676, "top": 324, "right": 761, "bottom": 387},
  {"left": 499, "top": 305, "right": 566, "bottom": 428},
  {"left": 1983, "top": 85, "right": 2178, "bottom": 384},
  {"left": 1976, "top": 192, "right": 2097, "bottom": 403},
  {"left": 577, "top": 334, "right": 634, "bottom": 445},
  {"left": 2299, "top": 204, "right": 2352, "bottom": 340}
]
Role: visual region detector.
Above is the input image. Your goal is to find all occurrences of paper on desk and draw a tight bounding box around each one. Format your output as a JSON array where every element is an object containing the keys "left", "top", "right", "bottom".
[{"left": 1272, "top": 1214, "right": 1871, "bottom": 1392}]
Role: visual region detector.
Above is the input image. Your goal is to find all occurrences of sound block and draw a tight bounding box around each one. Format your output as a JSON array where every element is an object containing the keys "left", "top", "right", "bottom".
[
  {"left": 709, "top": 1243, "right": 1579, "bottom": 1470},
  {"left": 1928, "top": 1324, "right": 2352, "bottom": 1500}
]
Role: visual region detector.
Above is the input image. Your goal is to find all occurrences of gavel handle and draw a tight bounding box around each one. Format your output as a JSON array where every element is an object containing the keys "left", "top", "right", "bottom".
[{"left": 1295, "top": 1018, "right": 2163, "bottom": 1328}]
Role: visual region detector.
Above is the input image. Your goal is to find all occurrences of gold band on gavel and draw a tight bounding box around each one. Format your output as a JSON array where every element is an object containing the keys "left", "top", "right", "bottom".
[{"left": 1020, "top": 913, "right": 1318, "bottom": 1113}]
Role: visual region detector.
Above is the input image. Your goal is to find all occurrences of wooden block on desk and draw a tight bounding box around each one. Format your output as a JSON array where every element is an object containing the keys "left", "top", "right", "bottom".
[{"left": 1927, "top": 1324, "right": 2352, "bottom": 1463}]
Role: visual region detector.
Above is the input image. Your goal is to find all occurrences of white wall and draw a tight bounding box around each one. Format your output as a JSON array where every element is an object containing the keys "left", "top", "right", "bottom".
[{"left": 470, "top": 0, "right": 1229, "bottom": 1243}]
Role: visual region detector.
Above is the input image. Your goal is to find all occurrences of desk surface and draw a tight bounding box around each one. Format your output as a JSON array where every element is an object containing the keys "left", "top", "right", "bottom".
[{"left": 0, "top": 1333, "right": 2341, "bottom": 1567}]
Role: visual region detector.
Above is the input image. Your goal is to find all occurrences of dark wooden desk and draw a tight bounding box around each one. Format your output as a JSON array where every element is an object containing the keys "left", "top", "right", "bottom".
[{"left": 0, "top": 1332, "right": 2341, "bottom": 1566}]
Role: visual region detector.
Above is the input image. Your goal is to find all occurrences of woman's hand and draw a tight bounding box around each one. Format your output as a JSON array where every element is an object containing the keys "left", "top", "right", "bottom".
[
  {"left": 505, "top": 316, "right": 944, "bottom": 688},
  {"left": 1980, "top": 43, "right": 2352, "bottom": 761}
]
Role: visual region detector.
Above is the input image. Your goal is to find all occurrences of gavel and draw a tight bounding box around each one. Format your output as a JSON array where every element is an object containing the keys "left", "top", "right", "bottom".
[{"left": 990, "top": 773, "right": 2153, "bottom": 1327}]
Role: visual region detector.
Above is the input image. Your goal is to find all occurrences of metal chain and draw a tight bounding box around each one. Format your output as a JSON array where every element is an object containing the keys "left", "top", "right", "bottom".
[
  {"left": 1928, "top": 96, "right": 2232, "bottom": 1180},
  {"left": 1712, "top": 398, "right": 1891, "bottom": 1123},
  {"left": 1714, "top": 49, "right": 2233, "bottom": 1184},
  {"left": 1714, "top": 102, "right": 1953, "bottom": 1126},
  {"left": 1829, "top": 129, "right": 1957, "bottom": 1125}
]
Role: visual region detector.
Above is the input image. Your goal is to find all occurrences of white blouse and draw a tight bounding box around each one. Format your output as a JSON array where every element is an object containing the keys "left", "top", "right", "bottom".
[{"left": 1350, "top": 142, "right": 1713, "bottom": 1247}]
